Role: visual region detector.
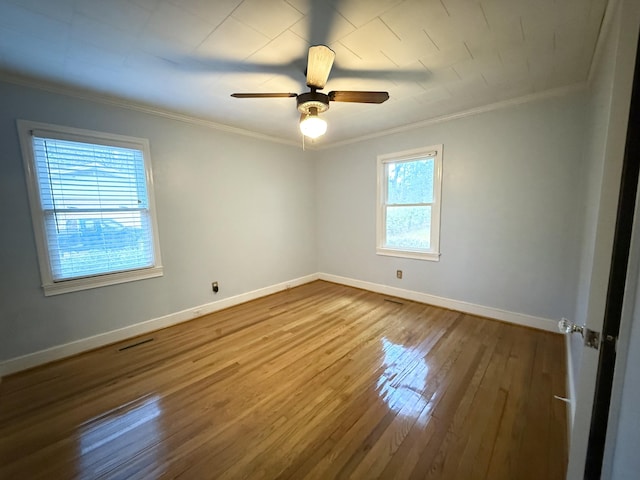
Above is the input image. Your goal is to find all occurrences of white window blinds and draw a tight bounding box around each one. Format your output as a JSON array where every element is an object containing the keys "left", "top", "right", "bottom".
[{"left": 31, "top": 132, "right": 156, "bottom": 282}]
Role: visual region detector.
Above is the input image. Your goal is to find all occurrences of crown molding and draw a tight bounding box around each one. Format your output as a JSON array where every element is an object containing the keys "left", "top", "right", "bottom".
[
  {"left": 0, "top": 71, "right": 300, "bottom": 148},
  {"left": 0, "top": 70, "right": 586, "bottom": 152},
  {"left": 319, "top": 82, "right": 588, "bottom": 150},
  {"left": 587, "top": 0, "right": 619, "bottom": 86}
]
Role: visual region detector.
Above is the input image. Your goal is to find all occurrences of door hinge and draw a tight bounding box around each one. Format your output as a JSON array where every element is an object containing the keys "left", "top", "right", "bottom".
[{"left": 583, "top": 328, "right": 601, "bottom": 350}]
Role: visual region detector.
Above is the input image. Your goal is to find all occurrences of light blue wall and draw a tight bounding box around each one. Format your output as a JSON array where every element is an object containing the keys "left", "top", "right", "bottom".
[
  {"left": 316, "top": 92, "right": 588, "bottom": 321},
  {"left": 0, "top": 76, "right": 593, "bottom": 368},
  {"left": 0, "top": 81, "right": 317, "bottom": 362}
]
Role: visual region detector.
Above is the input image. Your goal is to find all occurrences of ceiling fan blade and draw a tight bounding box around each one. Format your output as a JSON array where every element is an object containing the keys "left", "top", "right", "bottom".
[
  {"left": 328, "top": 91, "right": 390, "bottom": 104},
  {"left": 306, "top": 45, "right": 335, "bottom": 90},
  {"left": 231, "top": 93, "right": 298, "bottom": 98}
]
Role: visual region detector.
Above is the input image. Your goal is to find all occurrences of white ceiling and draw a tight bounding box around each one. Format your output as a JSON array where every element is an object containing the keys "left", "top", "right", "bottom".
[{"left": 0, "top": 0, "right": 607, "bottom": 144}]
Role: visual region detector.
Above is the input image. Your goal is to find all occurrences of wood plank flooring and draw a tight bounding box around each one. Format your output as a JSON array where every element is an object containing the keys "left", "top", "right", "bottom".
[{"left": 0, "top": 281, "right": 568, "bottom": 479}]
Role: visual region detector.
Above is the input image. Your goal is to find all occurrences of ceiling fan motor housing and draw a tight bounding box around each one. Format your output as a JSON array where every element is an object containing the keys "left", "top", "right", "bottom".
[{"left": 297, "top": 91, "right": 330, "bottom": 115}]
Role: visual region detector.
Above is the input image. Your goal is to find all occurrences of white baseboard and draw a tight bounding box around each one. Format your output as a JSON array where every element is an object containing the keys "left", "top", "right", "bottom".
[
  {"left": 565, "top": 332, "right": 576, "bottom": 446},
  {"left": 1, "top": 272, "right": 562, "bottom": 377},
  {"left": 318, "top": 273, "right": 560, "bottom": 333},
  {"left": 0, "top": 274, "right": 318, "bottom": 377}
]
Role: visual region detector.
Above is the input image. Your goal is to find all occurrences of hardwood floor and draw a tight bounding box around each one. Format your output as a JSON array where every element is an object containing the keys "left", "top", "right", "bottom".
[{"left": 0, "top": 281, "right": 567, "bottom": 479}]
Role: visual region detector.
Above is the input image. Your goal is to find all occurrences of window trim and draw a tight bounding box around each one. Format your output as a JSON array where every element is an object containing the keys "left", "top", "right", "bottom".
[
  {"left": 17, "top": 120, "right": 163, "bottom": 296},
  {"left": 376, "top": 144, "right": 443, "bottom": 261}
]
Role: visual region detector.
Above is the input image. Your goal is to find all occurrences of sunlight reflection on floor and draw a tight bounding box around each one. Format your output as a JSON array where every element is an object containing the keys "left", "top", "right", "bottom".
[
  {"left": 376, "top": 337, "right": 430, "bottom": 425},
  {"left": 78, "top": 394, "right": 163, "bottom": 477}
]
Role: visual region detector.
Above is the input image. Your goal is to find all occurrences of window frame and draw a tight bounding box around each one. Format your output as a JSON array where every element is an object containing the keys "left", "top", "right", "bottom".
[
  {"left": 17, "top": 120, "right": 163, "bottom": 296},
  {"left": 376, "top": 144, "right": 443, "bottom": 261}
]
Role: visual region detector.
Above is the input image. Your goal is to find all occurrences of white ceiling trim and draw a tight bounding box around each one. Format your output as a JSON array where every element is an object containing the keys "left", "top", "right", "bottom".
[
  {"left": 318, "top": 82, "right": 588, "bottom": 150},
  {"left": 587, "top": 0, "right": 618, "bottom": 86},
  {"left": 0, "top": 0, "right": 608, "bottom": 144},
  {"left": 1, "top": 70, "right": 585, "bottom": 152},
  {"left": 0, "top": 71, "right": 300, "bottom": 148}
]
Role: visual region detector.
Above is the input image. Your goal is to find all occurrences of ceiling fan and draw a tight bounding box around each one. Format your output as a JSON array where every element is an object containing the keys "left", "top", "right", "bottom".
[{"left": 231, "top": 45, "right": 389, "bottom": 139}]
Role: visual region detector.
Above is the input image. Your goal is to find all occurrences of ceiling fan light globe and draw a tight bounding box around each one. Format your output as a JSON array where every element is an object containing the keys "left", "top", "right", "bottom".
[{"left": 300, "top": 115, "right": 327, "bottom": 138}]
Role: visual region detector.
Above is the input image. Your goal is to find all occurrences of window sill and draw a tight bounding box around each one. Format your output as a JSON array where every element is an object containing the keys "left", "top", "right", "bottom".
[
  {"left": 43, "top": 266, "right": 164, "bottom": 296},
  {"left": 376, "top": 248, "right": 441, "bottom": 262}
]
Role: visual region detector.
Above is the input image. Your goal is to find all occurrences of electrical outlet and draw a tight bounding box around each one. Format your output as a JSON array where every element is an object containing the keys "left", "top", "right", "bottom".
[
  {"left": 212, "top": 281, "right": 219, "bottom": 293},
  {"left": 396, "top": 270, "right": 403, "bottom": 279}
]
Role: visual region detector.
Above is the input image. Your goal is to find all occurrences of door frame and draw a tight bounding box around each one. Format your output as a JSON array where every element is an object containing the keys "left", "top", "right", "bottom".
[
  {"left": 565, "top": 1, "right": 640, "bottom": 478},
  {"left": 583, "top": 32, "right": 640, "bottom": 479}
]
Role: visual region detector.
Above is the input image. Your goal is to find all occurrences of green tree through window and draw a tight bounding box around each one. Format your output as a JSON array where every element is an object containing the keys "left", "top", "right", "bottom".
[{"left": 377, "top": 146, "right": 442, "bottom": 261}]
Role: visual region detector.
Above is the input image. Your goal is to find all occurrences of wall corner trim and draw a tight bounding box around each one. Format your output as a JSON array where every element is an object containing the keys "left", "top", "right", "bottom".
[
  {"left": 565, "top": 332, "right": 577, "bottom": 446},
  {"left": 318, "top": 272, "right": 560, "bottom": 333},
  {"left": 1, "top": 272, "right": 562, "bottom": 378},
  {"left": 0, "top": 273, "right": 319, "bottom": 377}
]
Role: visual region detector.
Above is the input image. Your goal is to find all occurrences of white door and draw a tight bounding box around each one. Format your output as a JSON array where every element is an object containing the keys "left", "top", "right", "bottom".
[{"left": 566, "top": 1, "right": 639, "bottom": 478}]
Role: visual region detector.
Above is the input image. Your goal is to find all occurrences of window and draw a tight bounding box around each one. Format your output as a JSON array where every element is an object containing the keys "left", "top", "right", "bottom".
[
  {"left": 377, "top": 145, "right": 443, "bottom": 261},
  {"left": 18, "top": 120, "right": 163, "bottom": 295}
]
